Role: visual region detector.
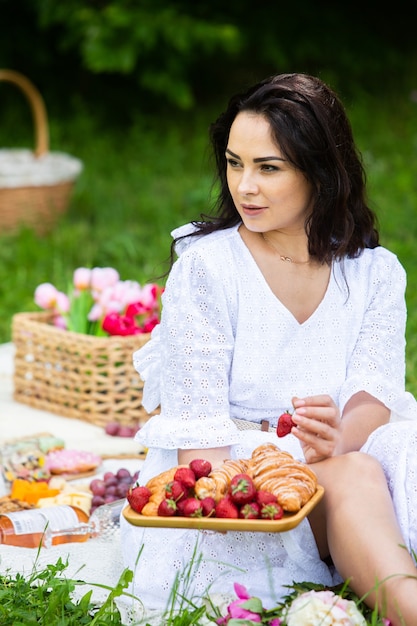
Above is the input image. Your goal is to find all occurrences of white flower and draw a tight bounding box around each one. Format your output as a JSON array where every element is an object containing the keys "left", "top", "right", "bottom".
[{"left": 285, "top": 590, "right": 366, "bottom": 626}]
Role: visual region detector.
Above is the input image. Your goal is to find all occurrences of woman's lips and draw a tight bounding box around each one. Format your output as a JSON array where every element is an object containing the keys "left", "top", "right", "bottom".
[{"left": 241, "top": 204, "right": 267, "bottom": 216}]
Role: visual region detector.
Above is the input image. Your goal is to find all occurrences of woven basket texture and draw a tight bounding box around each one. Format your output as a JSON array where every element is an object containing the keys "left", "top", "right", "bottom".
[
  {"left": 12, "top": 312, "right": 156, "bottom": 428},
  {"left": 0, "top": 69, "right": 82, "bottom": 233}
]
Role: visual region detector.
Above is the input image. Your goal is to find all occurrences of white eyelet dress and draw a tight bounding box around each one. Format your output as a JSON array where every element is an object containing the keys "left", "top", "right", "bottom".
[{"left": 120, "top": 223, "right": 417, "bottom": 610}]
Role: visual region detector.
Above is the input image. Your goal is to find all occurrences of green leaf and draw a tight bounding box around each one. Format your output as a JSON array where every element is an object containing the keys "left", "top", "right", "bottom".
[{"left": 240, "top": 597, "right": 264, "bottom": 614}]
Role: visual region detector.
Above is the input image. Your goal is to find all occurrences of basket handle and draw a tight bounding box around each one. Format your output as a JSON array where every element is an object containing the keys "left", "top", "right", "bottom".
[{"left": 0, "top": 69, "right": 49, "bottom": 157}]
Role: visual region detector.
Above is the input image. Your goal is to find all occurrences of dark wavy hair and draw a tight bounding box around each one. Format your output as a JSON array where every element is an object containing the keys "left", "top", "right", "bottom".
[{"left": 172, "top": 73, "right": 379, "bottom": 265}]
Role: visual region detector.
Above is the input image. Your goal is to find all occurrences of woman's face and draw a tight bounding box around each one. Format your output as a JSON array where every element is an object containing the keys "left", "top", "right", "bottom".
[{"left": 226, "top": 112, "right": 314, "bottom": 234}]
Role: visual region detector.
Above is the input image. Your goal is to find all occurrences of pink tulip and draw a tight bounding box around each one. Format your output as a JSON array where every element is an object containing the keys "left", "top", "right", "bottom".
[
  {"left": 73, "top": 267, "right": 91, "bottom": 290},
  {"left": 141, "top": 314, "right": 160, "bottom": 333},
  {"left": 34, "top": 270, "right": 162, "bottom": 337},
  {"left": 102, "top": 312, "right": 141, "bottom": 336},
  {"left": 111, "top": 280, "right": 143, "bottom": 308},
  {"left": 90, "top": 267, "right": 119, "bottom": 292},
  {"left": 55, "top": 291, "right": 70, "bottom": 313},
  {"left": 34, "top": 283, "right": 59, "bottom": 310},
  {"left": 87, "top": 302, "right": 104, "bottom": 322},
  {"left": 52, "top": 314, "right": 68, "bottom": 329},
  {"left": 140, "top": 283, "right": 160, "bottom": 310},
  {"left": 125, "top": 301, "right": 148, "bottom": 317}
]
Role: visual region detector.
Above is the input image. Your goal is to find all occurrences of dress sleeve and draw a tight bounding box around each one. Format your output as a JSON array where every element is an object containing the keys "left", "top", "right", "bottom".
[
  {"left": 134, "top": 244, "right": 242, "bottom": 449},
  {"left": 339, "top": 251, "right": 417, "bottom": 421}
]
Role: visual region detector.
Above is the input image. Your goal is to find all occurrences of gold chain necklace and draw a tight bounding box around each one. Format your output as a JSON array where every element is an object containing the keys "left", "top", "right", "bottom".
[{"left": 261, "top": 233, "right": 310, "bottom": 265}]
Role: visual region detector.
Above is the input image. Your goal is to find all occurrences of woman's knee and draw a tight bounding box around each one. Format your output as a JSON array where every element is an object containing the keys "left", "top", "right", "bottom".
[{"left": 312, "top": 451, "right": 385, "bottom": 493}]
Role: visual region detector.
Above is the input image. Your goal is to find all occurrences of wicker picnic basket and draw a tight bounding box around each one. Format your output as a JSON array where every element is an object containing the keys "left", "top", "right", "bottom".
[
  {"left": 12, "top": 312, "right": 157, "bottom": 428},
  {"left": 0, "top": 69, "right": 82, "bottom": 233}
]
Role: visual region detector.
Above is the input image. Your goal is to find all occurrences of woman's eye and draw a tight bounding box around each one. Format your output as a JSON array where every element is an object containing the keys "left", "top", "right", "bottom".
[
  {"left": 226, "top": 158, "right": 241, "bottom": 168},
  {"left": 260, "top": 164, "right": 279, "bottom": 172}
]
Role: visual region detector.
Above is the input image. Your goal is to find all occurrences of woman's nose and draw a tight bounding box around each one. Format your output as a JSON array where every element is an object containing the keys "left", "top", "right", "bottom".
[{"left": 237, "top": 170, "right": 258, "bottom": 195}]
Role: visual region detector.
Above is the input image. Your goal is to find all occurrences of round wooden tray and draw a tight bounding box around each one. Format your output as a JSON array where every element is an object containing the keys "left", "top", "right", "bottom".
[{"left": 123, "top": 485, "right": 324, "bottom": 532}]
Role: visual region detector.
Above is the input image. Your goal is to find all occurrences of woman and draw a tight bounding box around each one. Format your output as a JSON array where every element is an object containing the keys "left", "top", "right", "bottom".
[{"left": 121, "top": 73, "right": 417, "bottom": 625}]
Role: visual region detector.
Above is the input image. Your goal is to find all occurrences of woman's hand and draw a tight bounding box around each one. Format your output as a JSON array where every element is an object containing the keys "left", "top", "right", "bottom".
[{"left": 291, "top": 395, "right": 342, "bottom": 463}]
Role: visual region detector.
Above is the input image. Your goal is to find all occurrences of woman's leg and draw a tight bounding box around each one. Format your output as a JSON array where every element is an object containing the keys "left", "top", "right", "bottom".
[{"left": 309, "top": 452, "right": 417, "bottom": 626}]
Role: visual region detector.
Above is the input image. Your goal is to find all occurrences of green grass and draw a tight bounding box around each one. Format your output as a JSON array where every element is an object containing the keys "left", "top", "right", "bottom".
[{"left": 1, "top": 89, "right": 417, "bottom": 395}]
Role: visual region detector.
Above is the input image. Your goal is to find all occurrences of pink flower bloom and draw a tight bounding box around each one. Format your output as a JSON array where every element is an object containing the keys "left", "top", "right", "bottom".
[
  {"left": 34, "top": 283, "right": 59, "bottom": 310},
  {"left": 102, "top": 312, "right": 142, "bottom": 336},
  {"left": 141, "top": 314, "right": 160, "bottom": 333},
  {"left": 228, "top": 602, "right": 262, "bottom": 621},
  {"left": 93, "top": 280, "right": 143, "bottom": 316},
  {"left": 90, "top": 267, "right": 119, "bottom": 292},
  {"left": 217, "top": 583, "right": 264, "bottom": 624},
  {"left": 73, "top": 267, "right": 91, "bottom": 290},
  {"left": 87, "top": 302, "right": 104, "bottom": 322},
  {"left": 125, "top": 301, "right": 148, "bottom": 317},
  {"left": 55, "top": 291, "right": 70, "bottom": 313},
  {"left": 234, "top": 583, "right": 250, "bottom": 599},
  {"left": 34, "top": 268, "right": 162, "bottom": 336},
  {"left": 140, "top": 282, "right": 163, "bottom": 310},
  {"left": 52, "top": 314, "right": 68, "bottom": 329}
]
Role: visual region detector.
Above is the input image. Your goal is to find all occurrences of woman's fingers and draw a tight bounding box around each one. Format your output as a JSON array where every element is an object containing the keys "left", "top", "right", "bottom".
[{"left": 291, "top": 394, "right": 342, "bottom": 461}]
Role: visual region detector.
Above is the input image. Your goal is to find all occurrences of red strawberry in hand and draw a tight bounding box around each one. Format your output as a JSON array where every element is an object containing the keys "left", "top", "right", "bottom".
[
  {"left": 127, "top": 485, "right": 151, "bottom": 513},
  {"left": 229, "top": 473, "right": 257, "bottom": 505},
  {"left": 277, "top": 411, "right": 295, "bottom": 437}
]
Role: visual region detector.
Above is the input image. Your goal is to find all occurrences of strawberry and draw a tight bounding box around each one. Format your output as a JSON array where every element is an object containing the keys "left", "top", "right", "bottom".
[
  {"left": 157, "top": 498, "right": 177, "bottom": 517},
  {"left": 174, "top": 467, "right": 196, "bottom": 489},
  {"left": 239, "top": 501, "right": 261, "bottom": 519},
  {"left": 256, "top": 490, "right": 278, "bottom": 506},
  {"left": 165, "top": 480, "right": 188, "bottom": 502},
  {"left": 189, "top": 458, "right": 212, "bottom": 479},
  {"left": 127, "top": 485, "right": 152, "bottom": 514},
  {"left": 181, "top": 497, "right": 203, "bottom": 517},
  {"left": 200, "top": 496, "right": 216, "bottom": 517},
  {"left": 229, "top": 473, "right": 257, "bottom": 505},
  {"left": 260, "top": 502, "right": 284, "bottom": 520},
  {"left": 215, "top": 495, "right": 239, "bottom": 519},
  {"left": 176, "top": 498, "right": 188, "bottom": 516},
  {"left": 276, "top": 411, "right": 295, "bottom": 437}
]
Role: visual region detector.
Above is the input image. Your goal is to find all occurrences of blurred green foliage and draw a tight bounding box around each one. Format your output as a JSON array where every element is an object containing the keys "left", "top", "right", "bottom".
[{"left": 1, "top": 0, "right": 416, "bottom": 113}]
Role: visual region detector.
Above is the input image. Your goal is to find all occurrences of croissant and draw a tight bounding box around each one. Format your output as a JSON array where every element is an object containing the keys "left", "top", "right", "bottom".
[
  {"left": 195, "top": 458, "right": 249, "bottom": 502},
  {"left": 141, "top": 466, "right": 187, "bottom": 516},
  {"left": 248, "top": 443, "right": 318, "bottom": 512}
]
